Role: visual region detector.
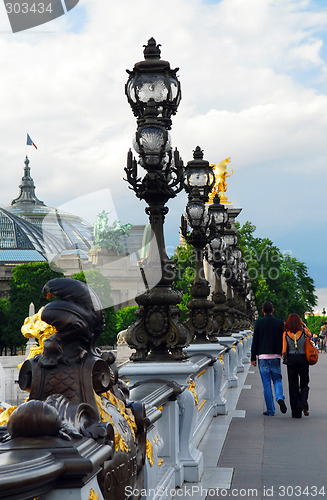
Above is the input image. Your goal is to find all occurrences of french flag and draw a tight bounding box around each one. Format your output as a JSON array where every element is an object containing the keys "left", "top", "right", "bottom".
[{"left": 27, "top": 133, "right": 37, "bottom": 149}]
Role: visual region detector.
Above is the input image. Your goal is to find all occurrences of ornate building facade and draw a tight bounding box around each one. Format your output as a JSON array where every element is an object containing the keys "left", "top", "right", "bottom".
[{"left": 0, "top": 157, "right": 146, "bottom": 308}]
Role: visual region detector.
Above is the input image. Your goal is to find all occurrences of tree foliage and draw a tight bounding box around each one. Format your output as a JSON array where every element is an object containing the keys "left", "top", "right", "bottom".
[
  {"left": 115, "top": 306, "right": 138, "bottom": 333},
  {"left": 171, "top": 243, "right": 194, "bottom": 321},
  {"left": 0, "top": 298, "right": 9, "bottom": 354},
  {"left": 236, "top": 221, "right": 317, "bottom": 320},
  {"left": 170, "top": 222, "right": 317, "bottom": 323},
  {"left": 0, "top": 260, "right": 143, "bottom": 351},
  {"left": 305, "top": 315, "right": 326, "bottom": 336},
  {"left": 2, "top": 262, "right": 63, "bottom": 352}
]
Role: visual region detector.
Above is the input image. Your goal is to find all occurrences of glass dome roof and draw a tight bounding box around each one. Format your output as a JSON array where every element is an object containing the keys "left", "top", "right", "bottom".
[{"left": 1, "top": 156, "right": 94, "bottom": 261}]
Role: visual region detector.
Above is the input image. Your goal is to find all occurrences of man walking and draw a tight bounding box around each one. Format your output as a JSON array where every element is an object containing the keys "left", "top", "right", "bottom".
[{"left": 251, "top": 301, "right": 287, "bottom": 416}]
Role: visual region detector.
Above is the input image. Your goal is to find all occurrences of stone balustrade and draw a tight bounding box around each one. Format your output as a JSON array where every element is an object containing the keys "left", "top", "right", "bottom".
[
  {"left": 119, "top": 329, "right": 252, "bottom": 500},
  {"left": 0, "top": 330, "right": 252, "bottom": 500}
]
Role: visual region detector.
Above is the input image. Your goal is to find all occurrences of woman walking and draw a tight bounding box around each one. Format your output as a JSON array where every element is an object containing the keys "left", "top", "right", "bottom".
[{"left": 282, "top": 313, "right": 312, "bottom": 419}]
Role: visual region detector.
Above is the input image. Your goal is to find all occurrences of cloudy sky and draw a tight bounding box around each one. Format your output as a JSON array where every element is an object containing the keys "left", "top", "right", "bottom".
[{"left": 0, "top": 0, "right": 326, "bottom": 312}]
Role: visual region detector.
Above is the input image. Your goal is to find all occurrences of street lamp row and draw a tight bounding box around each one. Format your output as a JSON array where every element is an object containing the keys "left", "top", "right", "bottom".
[{"left": 124, "top": 38, "right": 255, "bottom": 362}]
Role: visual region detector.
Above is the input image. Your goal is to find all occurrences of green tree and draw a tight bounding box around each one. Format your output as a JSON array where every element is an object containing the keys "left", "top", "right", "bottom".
[
  {"left": 171, "top": 243, "right": 195, "bottom": 321},
  {"left": 3, "top": 262, "right": 63, "bottom": 352},
  {"left": 0, "top": 298, "right": 9, "bottom": 355},
  {"left": 306, "top": 315, "right": 325, "bottom": 335},
  {"left": 115, "top": 305, "right": 138, "bottom": 333},
  {"left": 72, "top": 269, "right": 117, "bottom": 347},
  {"left": 236, "top": 221, "right": 317, "bottom": 320}
]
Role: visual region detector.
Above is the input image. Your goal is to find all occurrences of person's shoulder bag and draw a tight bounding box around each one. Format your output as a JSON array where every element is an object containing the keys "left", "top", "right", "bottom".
[{"left": 304, "top": 327, "right": 319, "bottom": 365}]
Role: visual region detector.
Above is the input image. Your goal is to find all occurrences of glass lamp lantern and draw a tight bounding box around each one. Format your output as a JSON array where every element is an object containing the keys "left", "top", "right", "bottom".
[
  {"left": 223, "top": 222, "right": 238, "bottom": 247},
  {"left": 208, "top": 194, "right": 228, "bottom": 229},
  {"left": 125, "top": 37, "right": 181, "bottom": 129},
  {"left": 184, "top": 146, "right": 215, "bottom": 202},
  {"left": 232, "top": 248, "right": 242, "bottom": 269},
  {"left": 132, "top": 99, "right": 172, "bottom": 169},
  {"left": 226, "top": 252, "right": 235, "bottom": 267},
  {"left": 210, "top": 237, "right": 223, "bottom": 251},
  {"left": 224, "top": 233, "right": 238, "bottom": 247},
  {"left": 186, "top": 199, "right": 206, "bottom": 229}
]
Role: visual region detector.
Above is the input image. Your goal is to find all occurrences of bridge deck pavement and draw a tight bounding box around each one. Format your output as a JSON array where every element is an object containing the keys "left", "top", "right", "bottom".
[{"left": 177, "top": 353, "right": 327, "bottom": 500}]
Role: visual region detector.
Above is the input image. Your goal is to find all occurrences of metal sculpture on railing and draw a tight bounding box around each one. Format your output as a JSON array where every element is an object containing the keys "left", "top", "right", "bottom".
[{"left": 0, "top": 278, "right": 147, "bottom": 499}]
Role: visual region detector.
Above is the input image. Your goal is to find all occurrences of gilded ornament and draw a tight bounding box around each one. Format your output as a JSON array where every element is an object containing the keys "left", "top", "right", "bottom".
[
  {"left": 146, "top": 439, "right": 154, "bottom": 466},
  {"left": 197, "top": 399, "right": 207, "bottom": 411},
  {"left": 207, "top": 157, "right": 233, "bottom": 205},
  {"left": 95, "top": 391, "right": 137, "bottom": 453},
  {"left": 18, "top": 307, "right": 57, "bottom": 369},
  {"left": 187, "top": 380, "right": 198, "bottom": 405},
  {"left": 89, "top": 489, "right": 100, "bottom": 500}
]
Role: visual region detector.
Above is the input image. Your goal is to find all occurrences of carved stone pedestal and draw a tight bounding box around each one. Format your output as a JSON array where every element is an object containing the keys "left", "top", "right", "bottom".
[
  {"left": 217, "top": 336, "right": 239, "bottom": 388},
  {"left": 185, "top": 343, "right": 228, "bottom": 416},
  {"left": 120, "top": 360, "right": 205, "bottom": 485}
]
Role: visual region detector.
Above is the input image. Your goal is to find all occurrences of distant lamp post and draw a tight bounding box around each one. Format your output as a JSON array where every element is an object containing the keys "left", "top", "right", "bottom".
[
  {"left": 181, "top": 148, "right": 220, "bottom": 343},
  {"left": 222, "top": 222, "right": 241, "bottom": 333},
  {"left": 184, "top": 146, "right": 215, "bottom": 201},
  {"left": 205, "top": 196, "right": 230, "bottom": 335},
  {"left": 233, "top": 256, "right": 250, "bottom": 330},
  {"left": 124, "top": 38, "right": 192, "bottom": 361}
]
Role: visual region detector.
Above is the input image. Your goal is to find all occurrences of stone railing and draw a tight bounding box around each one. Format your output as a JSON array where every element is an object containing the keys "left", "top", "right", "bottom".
[
  {"left": 119, "top": 329, "right": 253, "bottom": 500},
  {"left": 0, "top": 330, "right": 252, "bottom": 500}
]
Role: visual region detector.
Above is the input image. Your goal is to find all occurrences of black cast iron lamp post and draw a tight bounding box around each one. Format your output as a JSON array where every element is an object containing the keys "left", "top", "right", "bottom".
[
  {"left": 181, "top": 148, "right": 219, "bottom": 343},
  {"left": 205, "top": 195, "right": 230, "bottom": 336},
  {"left": 220, "top": 221, "right": 240, "bottom": 334},
  {"left": 124, "top": 38, "right": 192, "bottom": 361}
]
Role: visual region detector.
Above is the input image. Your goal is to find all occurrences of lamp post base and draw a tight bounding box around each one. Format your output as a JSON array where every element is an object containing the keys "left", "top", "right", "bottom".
[{"left": 125, "top": 286, "right": 192, "bottom": 362}]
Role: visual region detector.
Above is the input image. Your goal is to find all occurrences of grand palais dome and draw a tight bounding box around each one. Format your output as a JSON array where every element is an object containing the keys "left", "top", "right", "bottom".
[{"left": 0, "top": 156, "right": 93, "bottom": 265}]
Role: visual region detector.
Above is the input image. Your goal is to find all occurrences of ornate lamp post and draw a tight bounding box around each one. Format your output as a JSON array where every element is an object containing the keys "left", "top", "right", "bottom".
[
  {"left": 205, "top": 201, "right": 231, "bottom": 335},
  {"left": 221, "top": 222, "right": 240, "bottom": 333},
  {"left": 181, "top": 147, "right": 220, "bottom": 343},
  {"left": 232, "top": 256, "right": 249, "bottom": 330},
  {"left": 124, "top": 38, "right": 192, "bottom": 361}
]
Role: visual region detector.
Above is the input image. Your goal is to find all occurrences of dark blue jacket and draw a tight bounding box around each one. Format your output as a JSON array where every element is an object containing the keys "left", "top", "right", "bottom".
[{"left": 251, "top": 314, "right": 284, "bottom": 361}]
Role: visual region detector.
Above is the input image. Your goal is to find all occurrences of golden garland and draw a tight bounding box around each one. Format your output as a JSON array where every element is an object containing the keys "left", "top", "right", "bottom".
[
  {"left": 95, "top": 391, "right": 137, "bottom": 453},
  {"left": 146, "top": 439, "right": 154, "bottom": 466},
  {"left": 219, "top": 354, "right": 225, "bottom": 369},
  {"left": 187, "top": 380, "right": 198, "bottom": 405}
]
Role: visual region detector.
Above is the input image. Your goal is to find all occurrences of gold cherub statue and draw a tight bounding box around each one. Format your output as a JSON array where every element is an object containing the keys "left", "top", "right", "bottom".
[{"left": 208, "top": 157, "right": 233, "bottom": 204}]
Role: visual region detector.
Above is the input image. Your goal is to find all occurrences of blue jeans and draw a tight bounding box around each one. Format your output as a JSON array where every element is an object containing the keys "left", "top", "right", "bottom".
[{"left": 258, "top": 358, "right": 285, "bottom": 415}]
